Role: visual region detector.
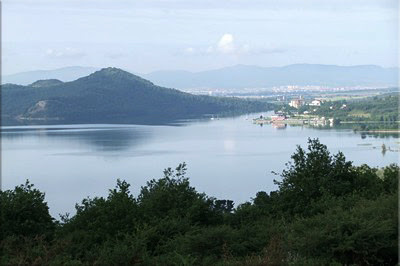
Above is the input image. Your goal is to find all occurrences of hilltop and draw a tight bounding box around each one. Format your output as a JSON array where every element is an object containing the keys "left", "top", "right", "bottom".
[{"left": 30, "top": 79, "right": 64, "bottom": 88}]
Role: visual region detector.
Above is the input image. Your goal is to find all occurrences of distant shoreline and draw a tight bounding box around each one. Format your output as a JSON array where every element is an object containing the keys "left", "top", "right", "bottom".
[{"left": 357, "top": 130, "right": 400, "bottom": 133}]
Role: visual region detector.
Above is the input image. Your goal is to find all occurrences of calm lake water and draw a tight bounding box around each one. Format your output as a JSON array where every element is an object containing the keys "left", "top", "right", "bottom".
[{"left": 1, "top": 113, "right": 399, "bottom": 217}]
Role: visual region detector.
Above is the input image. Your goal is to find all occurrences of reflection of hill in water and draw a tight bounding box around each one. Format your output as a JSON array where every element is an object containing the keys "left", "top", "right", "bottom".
[
  {"left": 50, "top": 128, "right": 151, "bottom": 152},
  {"left": 1, "top": 126, "right": 157, "bottom": 152},
  {"left": 360, "top": 132, "right": 400, "bottom": 139}
]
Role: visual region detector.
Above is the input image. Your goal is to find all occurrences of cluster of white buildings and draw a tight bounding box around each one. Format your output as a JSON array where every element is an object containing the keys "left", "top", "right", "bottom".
[
  {"left": 289, "top": 98, "right": 323, "bottom": 109},
  {"left": 289, "top": 99, "right": 304, "bottom": 108},
  {"left": 309, "top": 100, "right": 322, "bottom": 106}
]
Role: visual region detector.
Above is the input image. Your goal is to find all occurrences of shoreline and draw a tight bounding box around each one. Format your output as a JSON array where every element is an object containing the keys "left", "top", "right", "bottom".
[{"left": 356, "top": 130, "right": 400, "bottom": 133}]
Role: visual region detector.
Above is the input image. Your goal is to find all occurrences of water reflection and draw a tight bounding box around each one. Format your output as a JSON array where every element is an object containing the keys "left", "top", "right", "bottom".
[
  {"left": 271, "top": 123, "right": 287, "bottom": 129},
  {"left": 361, "top": 132, "right": 400, "bottom": 139},
  {"left": 288, "top": 124, "right": 399, "bottom": 139},
  {"left": 1, "top": 126, "right": 154, "bottom": 152}
]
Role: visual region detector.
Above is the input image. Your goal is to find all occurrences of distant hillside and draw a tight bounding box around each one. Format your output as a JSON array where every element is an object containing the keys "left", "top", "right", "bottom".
[
  {"left": 2, "top": 66, "right": 99, "bottom": 85},
  {"left": 143, "top": 64, "right": 399, "bottom": 89},
  {"left": 1, "top": 68, "right": 272, "bottom": 126}
]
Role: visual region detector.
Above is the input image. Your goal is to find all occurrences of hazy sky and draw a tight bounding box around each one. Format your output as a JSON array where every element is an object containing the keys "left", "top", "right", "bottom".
[{"left": 2, "top": 0, "right": 399, "bottom": 75}]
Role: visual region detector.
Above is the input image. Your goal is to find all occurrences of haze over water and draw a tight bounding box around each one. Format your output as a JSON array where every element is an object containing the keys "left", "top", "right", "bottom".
[{"left": 1, "top": 113, "right": 398, "bottom": 217}]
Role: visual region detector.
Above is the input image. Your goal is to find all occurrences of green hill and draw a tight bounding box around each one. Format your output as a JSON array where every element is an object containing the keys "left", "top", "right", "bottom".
[{"left": 1, "top": 67, "right": 272, "bottom": 125}]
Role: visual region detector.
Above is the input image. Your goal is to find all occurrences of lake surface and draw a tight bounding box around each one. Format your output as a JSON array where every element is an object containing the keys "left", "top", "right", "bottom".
[{"left": 1, "top": 113, "right": 399, "bottom": 217}]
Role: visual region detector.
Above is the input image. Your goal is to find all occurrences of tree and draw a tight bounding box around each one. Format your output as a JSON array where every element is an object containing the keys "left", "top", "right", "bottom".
[
  {"left": 137, "top": 163, "right": 221, "bottom": 226},
  {"left": 273, "top": 138, "right": 358, "bottom": 216},
  {"left": 381, "top": 164, "right": 399, "bottom": 193},
  {"left": 287, "top": 193, "right": 398, "bottom": 265},
  {"left": 0, "top": 180, "right": 54, "bottom": 240}
]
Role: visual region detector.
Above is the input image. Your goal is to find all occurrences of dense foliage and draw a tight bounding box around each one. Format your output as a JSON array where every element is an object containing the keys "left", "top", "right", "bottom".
[
  {"left": 1, "top": 68, "right": 273, "bottom": 126},
  {"left": 300, "top": 93, "right": 398, "bottom": 126},
  {"left": 0, "top": 139, "right": 398, "bottom": 265}
]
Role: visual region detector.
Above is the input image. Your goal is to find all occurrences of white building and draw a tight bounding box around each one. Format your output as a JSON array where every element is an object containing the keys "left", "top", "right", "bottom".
[
  {"left": 309, "top": 100, "right": 322, "bottom": 106},
  {"left": 289, "top": 99, "right": 304, "bottom": 109}
]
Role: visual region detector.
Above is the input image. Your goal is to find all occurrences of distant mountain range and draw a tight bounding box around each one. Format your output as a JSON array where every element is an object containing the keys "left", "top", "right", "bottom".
[
  {"left": 1, "top": 68, "right": 271, "bottom": 126},
  {"left": 4, "top": 64, "right": 398, "bottom": 89},
  {"left": 142, "top": 64, "right": 399, "bottom": 89},
  {"left": 2, "top": 66, "right": 99, "bottom": 85}
]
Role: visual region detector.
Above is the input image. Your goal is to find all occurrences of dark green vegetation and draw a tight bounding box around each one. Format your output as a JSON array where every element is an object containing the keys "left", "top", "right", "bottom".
[
  {"left": 1, "top": 139, "right": 398, "bottom": 265},
  {"left": 296, "top": 93, "right": 399, "bottom": 131},
  {"left": 1, "top": 68, "right": 272, "bottom": 126},
  {"left": 312, "top": 94, "right": 398, "bottom": 122}
]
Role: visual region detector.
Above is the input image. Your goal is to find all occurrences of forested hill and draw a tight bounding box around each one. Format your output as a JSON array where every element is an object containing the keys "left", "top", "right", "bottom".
[{"left": 1, "top": 68, "right": 272, "bottom": 126}]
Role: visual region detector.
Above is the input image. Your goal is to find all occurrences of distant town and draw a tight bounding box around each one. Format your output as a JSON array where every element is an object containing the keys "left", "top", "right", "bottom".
[
  {"left": 250, "top": 86, "right": 399, "bottom": 132},
  {"left": 183, "top": 85, "right": 396, "bottom": 98},
  {"left": 253, "top": 96, "right": 336, "bottom": 128}
]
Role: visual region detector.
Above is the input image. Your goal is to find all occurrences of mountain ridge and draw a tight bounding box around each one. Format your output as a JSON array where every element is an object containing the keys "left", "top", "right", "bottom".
[
  {"left": 2, "top": 66, "right": 99, "bottom": 85},
  {"left": 142, "top": 64, "right": 398, "bottom": 89},
  {"left": 4, "top": 64, "right": 398, "bottom": 88}
]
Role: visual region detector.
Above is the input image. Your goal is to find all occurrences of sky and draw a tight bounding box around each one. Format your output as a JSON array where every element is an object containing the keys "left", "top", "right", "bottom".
[{"left": 2, "top": 0, "right": 399, "bottom": 75}]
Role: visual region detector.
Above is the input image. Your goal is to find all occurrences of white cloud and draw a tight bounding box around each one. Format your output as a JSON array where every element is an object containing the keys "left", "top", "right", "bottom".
[
  {"left": 198, "top": 34, "right": 286, "bottom": 56},
  {"left": 181, "top": 34, "right": 287, "bottom": 57},
  {"left": 182, "top": 33, "right": 237, "bottom": 56},
  {"left": 217, "top": 33, "right": 235, "bottom": 54}
]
